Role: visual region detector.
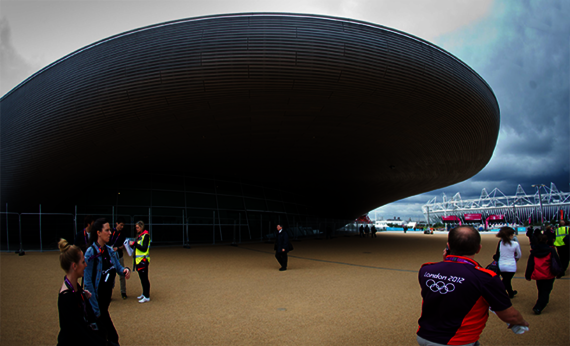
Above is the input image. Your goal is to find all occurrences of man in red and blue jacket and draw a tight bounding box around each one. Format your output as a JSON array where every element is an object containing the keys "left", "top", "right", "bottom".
[{"left": 417, "top": 226, "right": 528, "bottom": 345}]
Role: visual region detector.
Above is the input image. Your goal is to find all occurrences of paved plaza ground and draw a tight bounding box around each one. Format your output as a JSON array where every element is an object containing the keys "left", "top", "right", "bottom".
[{"left": 1, "top": 232, "right": 569, "bottom": 345}]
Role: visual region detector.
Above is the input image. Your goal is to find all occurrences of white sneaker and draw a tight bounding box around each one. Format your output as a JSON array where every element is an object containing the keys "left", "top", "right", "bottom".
[
  {"left": 138, "top": 296, "right": 150, "bottom": 303},
  {"left": 137, "top": 295, "right": 145, "bottom": 300}
]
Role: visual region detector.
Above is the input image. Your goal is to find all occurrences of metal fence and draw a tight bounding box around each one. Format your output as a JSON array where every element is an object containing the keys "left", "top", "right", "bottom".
[{"left": 1, "top": 204, "right": 350, "bottom": 252}]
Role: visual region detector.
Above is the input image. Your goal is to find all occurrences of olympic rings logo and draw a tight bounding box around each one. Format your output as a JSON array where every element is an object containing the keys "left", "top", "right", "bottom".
[{"left": 426, "top": 279, "right": 455, "bottom": 294}]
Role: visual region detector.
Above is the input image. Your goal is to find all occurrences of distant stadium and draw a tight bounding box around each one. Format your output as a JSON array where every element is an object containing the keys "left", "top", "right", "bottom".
[{"left": 422, "top": 183, "right": 570, "bottom": 227}]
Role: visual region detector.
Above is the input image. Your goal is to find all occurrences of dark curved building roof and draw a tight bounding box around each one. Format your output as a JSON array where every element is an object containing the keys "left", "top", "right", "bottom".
[{"left": 0, "top": 13, "right": 499, "bottom": 220}]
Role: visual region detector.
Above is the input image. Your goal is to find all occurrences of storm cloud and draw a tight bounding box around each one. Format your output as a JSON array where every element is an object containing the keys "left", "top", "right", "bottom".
[
  {"left": 0, "top": 18, "right": 40, "bottom": 96},
  {"left": 373, "top": 0, "right": 570, "bottom": 220}
]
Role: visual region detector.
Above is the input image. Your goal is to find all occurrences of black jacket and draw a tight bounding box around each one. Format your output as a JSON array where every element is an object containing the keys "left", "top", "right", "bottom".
[{"left": 274, "top": 230, "right": 292, "bottom": 253}]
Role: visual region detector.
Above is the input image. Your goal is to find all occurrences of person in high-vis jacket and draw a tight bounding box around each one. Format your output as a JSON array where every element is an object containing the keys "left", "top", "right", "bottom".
[
  {"left": 554, "top": 220, "right": 569, "bottom": 277},
  {"left": 130, "top": 221, "right": 151, "bottom": 303}
]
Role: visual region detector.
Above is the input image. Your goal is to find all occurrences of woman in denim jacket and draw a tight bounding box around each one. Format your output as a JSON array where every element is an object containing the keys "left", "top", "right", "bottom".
[{"left": 84, "top": 218, "right": 130, "bottom": 345}]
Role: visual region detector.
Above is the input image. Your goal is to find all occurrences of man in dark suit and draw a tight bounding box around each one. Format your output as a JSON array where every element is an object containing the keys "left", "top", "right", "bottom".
[{"left": 274, "top": 224, "right": 291, "bottom": 271}]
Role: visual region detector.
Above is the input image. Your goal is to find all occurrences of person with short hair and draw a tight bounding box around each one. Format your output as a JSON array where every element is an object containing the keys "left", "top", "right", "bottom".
[
  {"left": 111, "top": 217, "right": 128, "bottom": 299},
  {"left": 274, "top": 224, "right": 292, "bottom": 271},
  {"left": 84, "top": 218, "right": 131, "bottom": 345},
  {"left": 57, "top": 238, "right": 104, "bottom": 346},
  {"left": 496, "top": 227, "right": 522, "bottom": 298},
  {"left": 74, "top": 215, "right": 94, "bottom": 255},
  {"left": 130, "top": 221, "right": 151, "bottom": 303},
  {"left": 554, "top": 220, "right": 569, "bottom": 276},
  {"left": 417, "top": 226, "right": 528, "bottom": 346}
]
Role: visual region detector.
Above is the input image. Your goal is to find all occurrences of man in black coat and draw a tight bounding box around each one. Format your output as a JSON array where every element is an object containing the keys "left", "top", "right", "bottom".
[{"left": 274, "top": 225, "right": 291, "bottom": 271}]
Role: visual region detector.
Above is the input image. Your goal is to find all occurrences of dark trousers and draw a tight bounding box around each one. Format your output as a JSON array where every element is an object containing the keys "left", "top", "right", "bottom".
[
  {"left": 275, "top": 251, "right": 288, "bottom": 269},
  {"left": 118, "top": 257, "right": 126, "bottom": 294},
  {"left": 500, "top": 271, "right": 515, "bottom": 296},
  {"left": 556, "top": 244, "right": 569, "bottom": 274},
  {"left": 138, "top": 267, "right": 150, "bottom": 298},
  {"left": 534, "top": 278, "right": 555, "bottom": 311},
  {"left": 98, "top": 287, "right": 119, "bottom": 345}
]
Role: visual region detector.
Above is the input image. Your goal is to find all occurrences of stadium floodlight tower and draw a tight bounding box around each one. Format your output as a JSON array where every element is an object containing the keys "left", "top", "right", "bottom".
[{"left": 532, "top": 184, "right": 546, "bottom": 226}]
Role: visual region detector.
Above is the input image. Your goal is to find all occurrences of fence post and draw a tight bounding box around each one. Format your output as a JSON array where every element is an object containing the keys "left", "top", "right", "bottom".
[
  {"left": 232, "top": 220, "right": 236, "bottom": 245},
  {"left": 18, "top": 213, "right": 23, "bottom": 253},
  {"left": 6, "top": 203, "right": 9, "bottom": 252},
  {"left": 218, "top": 211, "right": 223, "bottom": 242},
  {"left": 39, "top": 204, "right": 43, "bottom": 252}
]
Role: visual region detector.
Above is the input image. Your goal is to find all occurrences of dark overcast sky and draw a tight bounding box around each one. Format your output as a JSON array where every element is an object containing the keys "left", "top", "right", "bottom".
[
  {"left": 1, "top": 1, "right": 568, "bottom": 220},
  {"left": 374, "top": 0, "right": 570, "bottom": 220}
]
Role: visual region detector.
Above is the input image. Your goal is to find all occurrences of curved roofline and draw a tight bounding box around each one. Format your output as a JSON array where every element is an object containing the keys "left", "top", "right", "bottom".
[{"left": 1, "top": 12, "right": 496, "bottom": 105}]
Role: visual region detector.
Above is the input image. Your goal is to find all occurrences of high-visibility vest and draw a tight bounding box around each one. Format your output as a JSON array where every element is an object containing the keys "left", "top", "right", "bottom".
[
  {"left": 135, "top": 231, "right": 151, "bottom": 265},
  {"left": 554, "top": 226, "right": 569, "bottom": 247}
]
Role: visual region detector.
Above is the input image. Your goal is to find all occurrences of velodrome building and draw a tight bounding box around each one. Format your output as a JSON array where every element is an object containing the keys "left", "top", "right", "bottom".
[{"left": 0, "top": 13, "right": 500, "bottom": 249}]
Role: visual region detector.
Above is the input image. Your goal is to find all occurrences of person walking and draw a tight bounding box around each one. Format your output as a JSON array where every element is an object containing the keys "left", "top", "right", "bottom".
[
  {"left": 274, "top": 224, "right": 292, "bottom": 271},
  {"left": 84, "top": 218, "right": 131, "bottom": 345},
  {"left": 359, "top": 225, "right": 364, "bottom": 238},
  {"left": 554, "top": 220, "right": 569, "bottom": 277},
  {"left": 57, "top": 238, "right": 104, "bottom": 346},
  {"left": 130, "top": 221, "right": 151, "bottom": 303},
  {"left": 417, "top": 226, "right": 528, "bottom": 345},
  {"left": 496, "top": 227, "right": 522, "bottom": 298},
  {"left": 525, "top": 233, "right": 562, "bottom": 314},
  {"left": 111, "top": 217, "right": 128, "bottom": 299}
]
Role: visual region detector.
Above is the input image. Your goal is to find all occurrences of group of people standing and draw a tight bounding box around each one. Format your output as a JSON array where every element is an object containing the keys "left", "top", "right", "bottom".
[
  {"left": 57, "top": 217, "right": 152, "bottom": 346},
  {"left": 359, "top": 224, "right": 377, "bottom": 238}
]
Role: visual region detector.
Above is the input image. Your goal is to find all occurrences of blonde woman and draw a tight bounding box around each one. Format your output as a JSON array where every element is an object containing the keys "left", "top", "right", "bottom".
[{"left": 57, "top": 239, "right": 104, "bottom": 346}]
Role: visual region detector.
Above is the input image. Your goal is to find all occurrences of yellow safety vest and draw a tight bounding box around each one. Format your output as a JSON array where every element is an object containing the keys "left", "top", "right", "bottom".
[
  {"left": 554, "top": 226, "right": 569, "bottom": 247},
  {"left": 135, "top": 232, "right": 151, "bottom": 265}
]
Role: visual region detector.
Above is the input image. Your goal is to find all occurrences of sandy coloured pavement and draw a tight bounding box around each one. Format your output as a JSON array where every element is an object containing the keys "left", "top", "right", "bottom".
[{"left": 1, "top": 232, "right": 569, "bottom": 345}]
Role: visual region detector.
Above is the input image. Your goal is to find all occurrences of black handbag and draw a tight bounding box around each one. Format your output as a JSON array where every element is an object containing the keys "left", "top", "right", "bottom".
[
  {"left": 492, "top": 240, "right": 501, "bottom": 261},
  {"left": 486, "top": 260, "right": 500, "bottom": 274}
]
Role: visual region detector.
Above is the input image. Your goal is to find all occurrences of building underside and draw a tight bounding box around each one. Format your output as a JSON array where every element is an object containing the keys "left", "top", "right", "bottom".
[{"left": 0, "top": 13, "right": 500, "bottom": 248}]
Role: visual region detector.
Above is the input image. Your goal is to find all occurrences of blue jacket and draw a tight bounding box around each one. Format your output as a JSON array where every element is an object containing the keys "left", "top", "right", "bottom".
[{"left": 84, "top": 243, "right": 126, "bottom": 317}]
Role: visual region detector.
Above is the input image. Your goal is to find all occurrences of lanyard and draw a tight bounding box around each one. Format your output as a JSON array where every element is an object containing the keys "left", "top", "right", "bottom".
[
  {"left": 445, "top": 256, "right": 478, "bottom": 267},
  {"left": 64, "top": 276, "right": 88, "bottom": 319},
  {"left": 110, "top": 229, "right": 119, "bottom": 245}
]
